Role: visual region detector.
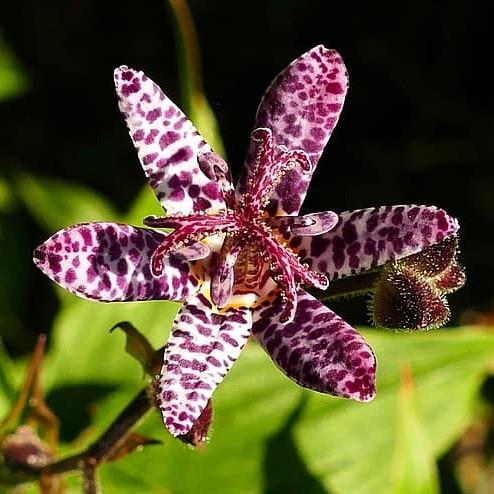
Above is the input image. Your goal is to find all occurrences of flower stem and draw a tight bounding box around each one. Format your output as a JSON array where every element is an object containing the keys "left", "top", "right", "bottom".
[{"left": 319, "top": 270, "right": 381, "bottom": 301}]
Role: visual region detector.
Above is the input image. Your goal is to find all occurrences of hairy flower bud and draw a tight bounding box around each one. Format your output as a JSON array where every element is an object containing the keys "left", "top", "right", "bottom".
[
  {"left": 371, "top": 236, "right": 465, "bottom": 330},
  {"left": 0, "top": 426, "right": 52, "bottom": 485}
]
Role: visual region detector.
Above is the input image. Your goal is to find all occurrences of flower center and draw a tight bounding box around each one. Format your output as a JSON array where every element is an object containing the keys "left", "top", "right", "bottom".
[{"left": 144, "top": 128, "right": 334, "bottom": 322}]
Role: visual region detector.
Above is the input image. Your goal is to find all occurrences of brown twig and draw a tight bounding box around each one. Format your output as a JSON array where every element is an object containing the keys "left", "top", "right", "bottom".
[{"left": 41, "top": 387, "right": 152, "bottom": 477}]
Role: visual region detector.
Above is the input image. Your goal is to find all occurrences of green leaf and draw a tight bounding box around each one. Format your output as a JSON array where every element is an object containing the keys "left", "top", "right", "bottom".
[
  {"left": 123, "top": 185, "right": 163, "bottom": 226},
  {"left": 44, "top": 297, "right": 179, "bottom": 388},
  {"left": 389, "top": 365, "right": 440, "bottom": 494},
  {"left": 93, "top": 327, "right": 494, "bottom": 493},
  {"left": 0, "top": 339, "right": 16, "bottom": 416},
  {"left": 0, "top": 209, "right": 34, "bottom": 349},
  {"left": 0, "top": 176, "right": 14, "bottom": 213},
  {"left": 0, "top": 35, "right": 27, "bottom": 102},
  {"left": 15, "top": 173, "right": 117, "bottom": 233},
  {"left": 167, "top": 0, "right": 226, "bottom": 157}
]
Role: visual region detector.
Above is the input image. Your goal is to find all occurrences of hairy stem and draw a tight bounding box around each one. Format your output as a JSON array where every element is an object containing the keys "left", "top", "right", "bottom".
[{"left": 317, "top": 270, "right": 381, "bottom": 301}]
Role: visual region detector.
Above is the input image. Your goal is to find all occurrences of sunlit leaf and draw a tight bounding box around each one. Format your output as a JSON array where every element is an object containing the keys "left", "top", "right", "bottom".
[
  {"left": 89, "top": 327, "right": 494, "bottom": 494},
  {"left": 15, "top": 173, "right": 117, "bottom": 233},
  {"left": 123, "top": 185, "right": 163, "bottom": 226},
  {"left": 44, "top": 298, "right": 179, "bottom": 388},
  {"left": 389, "top": 365, "right": 440, "bottom": 494}
]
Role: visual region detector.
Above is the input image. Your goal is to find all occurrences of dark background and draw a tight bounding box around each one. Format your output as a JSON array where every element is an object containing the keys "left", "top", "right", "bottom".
[{"left": 1, "top": 0, "right": 492, "bottom": 352}]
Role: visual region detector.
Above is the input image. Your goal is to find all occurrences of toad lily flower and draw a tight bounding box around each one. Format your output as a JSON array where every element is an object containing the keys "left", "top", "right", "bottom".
[{"left": 33, "top": 45, "right": 463, "bottom": 438}]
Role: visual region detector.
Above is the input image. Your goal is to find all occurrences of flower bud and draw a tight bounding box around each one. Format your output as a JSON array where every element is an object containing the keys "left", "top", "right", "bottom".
[{"left": 370, "top": 236, "right": 465, "bottom": 330}]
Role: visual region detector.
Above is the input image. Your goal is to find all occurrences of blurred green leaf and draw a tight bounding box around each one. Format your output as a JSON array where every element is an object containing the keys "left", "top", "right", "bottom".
[
  {"left": 15, "top": 173, "right": 117, "bottom": 232},
  {"left": 0, "top": 210, "right": 34, "bottom": 350},
  {"left": 123, "top": 185, "right": 163, "bottom": 226},
  {"left": 389, "top": 365, "right": 440, "bottom": 494},
  {"left": 0, "top": 35, "right": 27, "bottom": 102},
  {"left": 85, "top": 327, "right": 494, "bottom": 493},
  {"left": 0, "top": 339, "right": 16, "bottom": 417},
  {"left": 167, "top": 0, "right": 226, "bottom": 157},
  {"left": 0, "top": 176, "right": 14, "bottom": 213}
]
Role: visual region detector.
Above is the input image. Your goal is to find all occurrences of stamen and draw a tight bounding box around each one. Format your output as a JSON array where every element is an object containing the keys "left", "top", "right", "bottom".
[
  {"left": 242, "top": 128, "right": 313, "bottom": 216},
  {"left": 198, "top": 151, "right": 235, "bottom": 208},
  {"left": 211, "top": 236, "right": 244, "bottom": 308},
  {"left": 260, "top": 233, "right": 298, "bottom": 322},
  {"left": 149, "top": 214, "right": 237, "bottom": 276},
  {"left": 268, "top": 211, "right": 339, "bottom": 236},
  {"left": 173, "top": 242, "right": 210, "bottom": 261}
]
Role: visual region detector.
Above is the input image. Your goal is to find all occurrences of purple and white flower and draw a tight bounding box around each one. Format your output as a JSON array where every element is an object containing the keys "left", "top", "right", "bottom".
[{"left": 33, "top": 45, "right": 463, "bottom": 438}]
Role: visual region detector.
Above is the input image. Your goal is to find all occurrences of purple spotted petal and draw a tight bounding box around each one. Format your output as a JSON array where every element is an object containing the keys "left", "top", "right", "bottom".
[
  {"left": 114, "top": 67, "right": 226, "bottom": 215},
  {"left": 33, "top": 223, "right": 200, "bottom": 302},
  {"left": 239, "top": 45, "right": 348, "bottom": 216},
  {"left": 155, "top": 296, "right": 252, "bottom": 436},
  {"left": 252, "top": 290, "right": 376, "bottom": 401},
  {"left": 295, "top": 205, "right": 459, "bottom": 280}
]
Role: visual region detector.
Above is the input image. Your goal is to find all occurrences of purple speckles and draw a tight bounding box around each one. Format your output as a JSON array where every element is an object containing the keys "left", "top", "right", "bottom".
[
  {"left": 143, "top": 152, "right": 158, "bottom": 165},
  {"left": 301, "top": 138, "right": 321, "bottom": 154},
  {"left": 436, "top": 209, "right": 449, "bottom": 232},
  {"left": 121, "top": 70, "right": 133, "bottom": 81},
  {"left": 159, "top": 130, "right": 180, "bottom": 149},
  {"left": 295, "top": 206, "right": 459, "bottom": 282},
  {"left": 64, "top": 268, "right": 76, "bottom": 284},
  {"left": 239, "top": 45, "right": 348, "bottom": 217},
  {"left": 169, "top": 147, "right": 193, "bottom": 164},
  {"left": 114, "top": 66, "right": 228, "bottom": 217},
  {"left": 157, "top": 300, "right": 251, "bottom": 436},
  {"left": 326, "top": 82, "right": 344, "bottom": 94},
  {"left": 133, "top": 129, "right": 145, "bottom": 141},
  {"left": 146, "top": 108, "right": 161, "bottom": 123},
  {"left": 145, "top": 129, "right": 159, "bottom": 145},
  {"left": 342, "top": 221, "right": 358, "bottom": 244},
  {"left": 117, "top": 258, "right": 128, "bottom": 275},
  {"left": 253, "top": 290, "right": 376, "bottom": 401},
  {"left": 310, "top": 127, "right": 326, "bottom": 141},
  {"left": 33, "top": 223, "right": 199, "bottom": 304},
  {"left": 79, "top": 227, "right": 93, "bottom": 247},
  {"left": 202, "top": 182, "right": 222, "bottom": 200}
]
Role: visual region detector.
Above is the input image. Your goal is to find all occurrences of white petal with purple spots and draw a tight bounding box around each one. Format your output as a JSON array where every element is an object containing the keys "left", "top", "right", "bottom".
[
  {"left": 155, "top": 296, "right": 252, "bottom": 436},
  {"left": 293, "top": 205, "right": 460, "bottom": 280},
  {"left": 239, "top": 45, "right": 349, "bottom": 216},
  {"left": 114, "top": 67, "right": 226, "bottom": 215},
  {"left": 33, "top": 223, "right": 201, "bottom": 302}
]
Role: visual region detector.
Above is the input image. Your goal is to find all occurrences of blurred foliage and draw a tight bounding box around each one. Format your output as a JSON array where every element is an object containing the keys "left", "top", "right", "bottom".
[
  {"left": 0, "top": 34, "right": 27, "bottom": 102},
  {"left": 3, "top": 322, "right": 494, "bottom": 493},
  {"left": 1, "top": 0, "right": 494, "bottom": 492}
]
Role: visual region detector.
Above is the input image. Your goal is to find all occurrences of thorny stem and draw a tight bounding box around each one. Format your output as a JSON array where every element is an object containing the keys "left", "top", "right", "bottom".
[{"left": 41, "top": 388, "right": 152, "bottom": 478}]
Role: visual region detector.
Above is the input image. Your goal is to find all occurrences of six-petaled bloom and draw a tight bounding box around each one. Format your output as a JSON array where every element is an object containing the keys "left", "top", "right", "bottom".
[{"left": 33, "top": 45, "right": 464, "bottom": 438}]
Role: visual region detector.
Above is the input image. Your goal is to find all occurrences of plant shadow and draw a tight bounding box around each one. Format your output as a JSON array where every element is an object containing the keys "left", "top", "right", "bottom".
[
  {"left": 262, "top": 393, "right": 332, "bottom": 494},
  {"left": 47, "top": 383, "right": 117, "bottom": 442}
]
